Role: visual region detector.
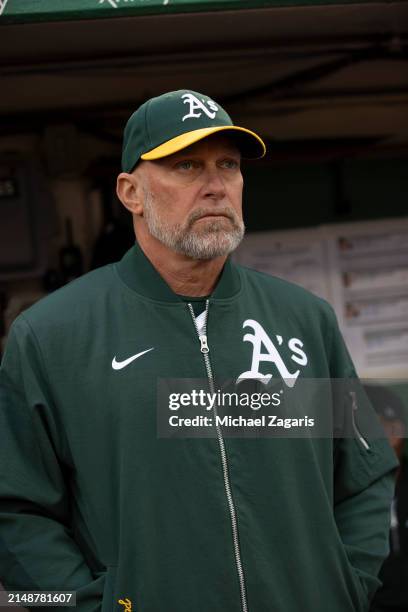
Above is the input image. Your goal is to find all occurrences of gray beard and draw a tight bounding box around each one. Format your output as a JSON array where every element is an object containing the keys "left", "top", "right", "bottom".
[{"left": 143, "top": 191, "right": 245, "bottom": 260}]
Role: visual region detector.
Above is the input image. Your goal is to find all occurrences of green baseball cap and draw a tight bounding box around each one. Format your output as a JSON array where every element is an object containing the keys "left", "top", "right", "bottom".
[{"left": 121, "top": 89, "right": 266, "bottom": 172}]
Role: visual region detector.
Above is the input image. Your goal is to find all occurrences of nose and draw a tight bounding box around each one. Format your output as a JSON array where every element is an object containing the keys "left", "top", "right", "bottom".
[{"left": 202, "top": 167, "right": 226, "bottom": 201}]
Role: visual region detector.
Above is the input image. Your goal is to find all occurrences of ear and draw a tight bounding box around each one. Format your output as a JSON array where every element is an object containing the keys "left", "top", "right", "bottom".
[{"left": 116, "top": 172, "right": 144, "bottom": 215}]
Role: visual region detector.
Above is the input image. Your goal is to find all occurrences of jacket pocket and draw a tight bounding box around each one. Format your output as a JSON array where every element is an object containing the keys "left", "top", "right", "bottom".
[{"left": 101, "top": 566, "right": 118, "bottom": 612}]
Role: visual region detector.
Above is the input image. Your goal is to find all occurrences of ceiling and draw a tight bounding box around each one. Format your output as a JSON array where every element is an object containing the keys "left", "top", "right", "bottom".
[{"left": 1, "top": 2, "right": 407, "bottom": 160}]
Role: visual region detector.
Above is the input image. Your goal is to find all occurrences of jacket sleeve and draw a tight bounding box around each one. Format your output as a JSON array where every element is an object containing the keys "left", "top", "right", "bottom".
[
  {"left": 325, "top": 304, "right": 399, "bottom": 606},
  {"left": 0, "top": 315, "right": 106, "bottom": 611}
]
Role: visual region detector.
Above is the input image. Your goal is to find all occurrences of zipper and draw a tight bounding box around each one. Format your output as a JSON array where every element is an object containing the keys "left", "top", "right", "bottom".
[
  {"left": 349, "top": 390, "right": 370, "bottom": 451},
  {"left": 187, "top": 300, "right": 249, "bottom": 612}
]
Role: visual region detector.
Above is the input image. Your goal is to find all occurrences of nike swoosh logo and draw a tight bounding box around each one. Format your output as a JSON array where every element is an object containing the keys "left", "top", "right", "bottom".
[{"left": 112, "top": 347, "right": 154, "bottom": 370}]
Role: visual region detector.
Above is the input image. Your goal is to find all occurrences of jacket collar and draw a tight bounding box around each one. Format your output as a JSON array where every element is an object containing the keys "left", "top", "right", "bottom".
[{"left": 116, "top": 239, "right": 241, "bottom": 302}]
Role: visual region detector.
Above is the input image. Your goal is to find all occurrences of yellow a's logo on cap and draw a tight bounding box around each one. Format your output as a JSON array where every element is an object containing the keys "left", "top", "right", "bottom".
[
  {"left": 181, "top": 93, "right": 219, "bottom": 122},
  {"left": 118, "top": 598, "right": 132, "bottom": 612}
]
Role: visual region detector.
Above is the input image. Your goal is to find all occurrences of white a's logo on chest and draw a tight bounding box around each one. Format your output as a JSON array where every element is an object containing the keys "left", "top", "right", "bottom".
[
  {"left": 237, "top": 319, "right": 308, "bottom": 388},
  {"left": 181, "top": 93, "right": 219, "bottom": 121}
]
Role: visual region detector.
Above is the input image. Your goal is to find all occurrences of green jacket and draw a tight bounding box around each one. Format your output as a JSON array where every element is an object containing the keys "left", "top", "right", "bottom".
[{"left": 0, "top": 240, "right": 398, "bottom": 612}]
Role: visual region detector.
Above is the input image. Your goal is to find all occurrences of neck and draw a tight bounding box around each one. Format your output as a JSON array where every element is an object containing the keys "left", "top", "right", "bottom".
[{"left": 135, "top": 230, "right": 227, "bottom": 297}]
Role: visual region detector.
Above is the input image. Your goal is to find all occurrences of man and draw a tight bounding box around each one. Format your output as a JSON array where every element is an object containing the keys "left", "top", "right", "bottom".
[{"left": 0, "top": 90, "right": 398, "bottom": 612}]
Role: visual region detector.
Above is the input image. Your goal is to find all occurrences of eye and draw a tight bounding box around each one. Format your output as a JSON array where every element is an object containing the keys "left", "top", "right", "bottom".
[
  {"left": 220, "top": 158, "right": 240, "bottom": 170},
  {"left": 175, "top": 160, "right": 197, "bottom": 171}
]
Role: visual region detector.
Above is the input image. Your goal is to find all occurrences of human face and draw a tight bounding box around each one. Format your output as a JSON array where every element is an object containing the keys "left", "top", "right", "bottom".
[{"left": 135, "top": 134, "right": 245, "bottom": 260}]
